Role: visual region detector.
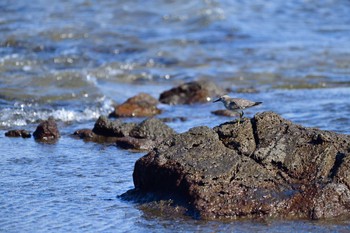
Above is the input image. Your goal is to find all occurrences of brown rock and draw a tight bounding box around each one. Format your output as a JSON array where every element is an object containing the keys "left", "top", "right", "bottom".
[
  {"left": 110, "top": 93, "right": 162, "bottom": 117},
  {"left": 73, "top": 129, "right": 96, "bottom": 140},
  {"left": 128, "top": 112, "right": 350, "bottom": 220},
  {"left": 5, "top": 129, "right": 31, "bottom": 138},
  {"left": 159, "top": 80, "right": 225, "bottom": 105},
  {"left": 33, "top": 117, "right": 60, "bottom": 142}
]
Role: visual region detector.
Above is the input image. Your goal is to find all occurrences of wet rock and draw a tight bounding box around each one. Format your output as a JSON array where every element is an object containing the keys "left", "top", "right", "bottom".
[
  {"left": 130, "top": 112, "right": 350, "bottom": 220},
  {"left": 92, "top": 115, "right": 136, "bottom": 137},
  {"left": 33, "top": 117, "right": 60, "bottom": 142},
  {"left": 79, "top": 116, "right": 175, "bottom": 150},
  {"left": 159, "top": 80, "right": 225, "bottom": 105},
  {"left": 5, "top": 129, "right": 31, "bottom": 138},
  {"left": 129, "top": 117, "right": 176, "bottom": 141},
  {"left": 73, "top": 129, "right": 97, "bottom": 140},
  {"left": 211, "top": 109, "right": 240, "bottom": 117},
  {"left": 109, "top": 93, "right": 162, "bottom": 117}
]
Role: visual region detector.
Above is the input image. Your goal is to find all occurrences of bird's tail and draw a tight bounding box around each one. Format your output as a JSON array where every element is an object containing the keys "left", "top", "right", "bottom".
[{"left": 253, "top": 102, "right": 263, "bottom": 106}]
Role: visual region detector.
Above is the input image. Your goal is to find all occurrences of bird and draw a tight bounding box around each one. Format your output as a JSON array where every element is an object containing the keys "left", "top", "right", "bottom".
[{"left": 213, "top": 95, "right": 262, "bottom": 123}]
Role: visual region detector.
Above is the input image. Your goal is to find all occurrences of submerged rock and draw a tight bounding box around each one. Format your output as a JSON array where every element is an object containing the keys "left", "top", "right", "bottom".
[
  {"left": 109, "top": 93, "right": 162, "bottom": 117},
  {"left": 75, "top": 116, "right": 175, "bottom": 151},
  {"left": 159, "top": 80, "right": 225, "bottom": 105},
  {"left": 129, "top": 112, "right": 350, "bottom": 220},
  {"left": 5, "top": 129, "right": 31, "bottom": 138},
  {"left": 33, "top": 117, "right": 60, "bottom": 142}
]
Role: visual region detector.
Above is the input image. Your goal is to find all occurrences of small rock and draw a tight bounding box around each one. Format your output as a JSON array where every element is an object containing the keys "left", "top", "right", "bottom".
[
  {"left": 92, "top": 116, "right": 136, "bottom": 137},
  {"left": 33, "top": 117, "right": 60, "bottom": 142},
  {"left": 211, "top": 109, "right": 240, "bottom": 117},
  {"left": 81, "top": 116, "right": 176, "bottom": 151},
  {"left": 73, "top": 129, "right": 96, "bottom": 139},
  {"left": 129, "top": 117, "right": 176, "bottom": 141},
  {"left": 159, "top": 80, "right": 225, "bottom": 105},
  {"left": 110, "top": 93, "right": 162, "bottom": 117},
  {"left": 5, "top": 129, "right": 31, "bottom": 138}
]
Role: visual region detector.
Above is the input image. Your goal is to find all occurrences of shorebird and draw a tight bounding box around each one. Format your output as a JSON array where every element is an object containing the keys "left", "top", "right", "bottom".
[{"left": 213, "top": 95, "right": 262, "bottom": 123}]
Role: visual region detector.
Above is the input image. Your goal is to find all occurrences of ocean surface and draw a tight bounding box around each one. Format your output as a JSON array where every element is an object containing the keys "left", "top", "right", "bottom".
[{"left": 0, "top": 0, "right": 350, "bottom": 232}]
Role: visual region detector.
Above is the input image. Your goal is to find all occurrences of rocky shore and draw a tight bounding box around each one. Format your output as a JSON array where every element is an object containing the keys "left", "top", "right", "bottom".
[{"left": 4, "top": 81, "right": 350, "bottom": 221}]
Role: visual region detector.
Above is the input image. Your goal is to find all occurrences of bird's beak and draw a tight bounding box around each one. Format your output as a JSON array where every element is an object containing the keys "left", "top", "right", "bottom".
[{"left": 213, "top": 98, "right": 221, "bottom": 103}]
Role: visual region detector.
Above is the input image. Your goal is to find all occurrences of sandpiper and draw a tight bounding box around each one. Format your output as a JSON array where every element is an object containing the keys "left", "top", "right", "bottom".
[{"left": 213, "top": 95, "right": 262, "bottom": 123}]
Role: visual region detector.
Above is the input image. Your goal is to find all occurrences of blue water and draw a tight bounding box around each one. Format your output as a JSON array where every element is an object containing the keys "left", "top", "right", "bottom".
[{"left": 1, "top": 0, "right": 350, "bottom": 232}]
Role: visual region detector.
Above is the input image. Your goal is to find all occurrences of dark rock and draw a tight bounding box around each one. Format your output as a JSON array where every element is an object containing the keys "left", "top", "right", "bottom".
[
  {"left": 33, "top": 117, "right": 60, "bottom": 142},
  {"left": 159, "top": 80, "right": 225, "bottom": 105},
  {"left": 92, "top": 115, "right": 136, "bottom": 137},
  {"left": 130, "top": 112, "right": 350, "bottom": 220},
  {"left": 5, "top": 129, "right": 31, "bottom": 138},
  {"left": 110, "top": 93, "right": 162, "bottom": 117},
  {"left": 211, "top": 109, "right": 240, "bottom": 117},
  {"left": 73, "top": 129, "right": 96, "bottom": 140},
  {"left": 129, "top": 117, "right": 176, "bottom": 141},
  {"left": 83, "top": 116, "right": 175, "bottom": 151}
]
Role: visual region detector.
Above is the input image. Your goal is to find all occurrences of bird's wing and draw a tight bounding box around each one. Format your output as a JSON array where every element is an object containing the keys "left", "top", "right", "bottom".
[{"left": 232, "top": 98, "right": 255, "bottom": 109}]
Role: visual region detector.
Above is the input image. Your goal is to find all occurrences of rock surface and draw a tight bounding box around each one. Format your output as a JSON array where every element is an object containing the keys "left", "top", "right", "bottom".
[
  {"left": 110, "top": 93, "right": 162, "bottom": 117},
  {"left": 130, "top": 112, "right": 350, "bottom": 220},
  {"left": 75, "top": 116, "right": 175, "bottom": 151},
  {"left": 33, "top": 117, "right": 60, "bottom": 142},
  {"left": 5, "top": 129, "right": 31, "bottom": 138},
  {"left": 159, "top": 80, "right": 225, "bottom": 105}
]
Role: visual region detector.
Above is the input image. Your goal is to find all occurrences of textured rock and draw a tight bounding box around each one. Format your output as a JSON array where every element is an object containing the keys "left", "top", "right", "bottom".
[
  {"left": 110, "top": 93, "right": 162, "bottom": 117},
  {"left": 159, "top": 80, "right": 224, "bottom": 105},
  {"left": 129, "top": 112, "right": 350, "bottom": 220},
  {"left": 92, "top": 116, "right": 136, "bottom": 137},
  {"left": 33, "top": 117, "right": 60, "bottom": 142},
  {"left": 5, "top": 129, "right": 31, "bottom": 138},
  {"left": 76, "top": 116, "right": 175, "bottom": 151}
]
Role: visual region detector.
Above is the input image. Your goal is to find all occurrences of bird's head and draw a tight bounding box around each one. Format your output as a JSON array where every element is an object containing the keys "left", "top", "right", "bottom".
[{"left": 213, "top": 95, "right": 230, "bottom": 103}]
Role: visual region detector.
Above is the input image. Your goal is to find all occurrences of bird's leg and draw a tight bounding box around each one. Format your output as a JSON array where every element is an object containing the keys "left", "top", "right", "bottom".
[
  {"left": 237, "top": 111, "right": 244, "bottom": 125},
  {"left": 234, "top": 111, "right": 243, "bottom": 125}
]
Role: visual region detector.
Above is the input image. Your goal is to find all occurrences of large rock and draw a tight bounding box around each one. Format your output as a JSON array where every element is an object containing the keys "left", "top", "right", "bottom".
[
  {"left": 159, "top": 80, "right": 225, "bottom": 105},
  {"left": 33, "top": 117, "right": 60, "bottom": 142},
  {"left": 130, "top": 112, "right": 350, "bottom": 220},
  {"left": 110, "top": 93, "right": 162, "bottom": 117}
]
